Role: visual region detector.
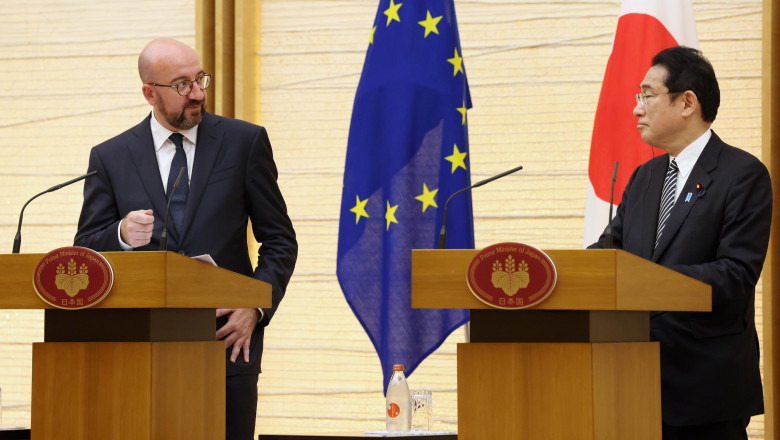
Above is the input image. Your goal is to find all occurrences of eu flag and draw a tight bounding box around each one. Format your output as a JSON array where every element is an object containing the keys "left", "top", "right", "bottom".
[{"left": 337, "top": 0, "right": 474, "bottom": 392}]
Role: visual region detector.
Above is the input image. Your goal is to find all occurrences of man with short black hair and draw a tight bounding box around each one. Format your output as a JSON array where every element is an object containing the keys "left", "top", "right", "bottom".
[{"left": 589, "top": 46, "right": 771, "bottom": 440}]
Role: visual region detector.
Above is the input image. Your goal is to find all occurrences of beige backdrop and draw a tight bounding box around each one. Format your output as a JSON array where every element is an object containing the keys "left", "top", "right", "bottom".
[{"left": 0, "top": 0, "right": 766, "bottom": 437}]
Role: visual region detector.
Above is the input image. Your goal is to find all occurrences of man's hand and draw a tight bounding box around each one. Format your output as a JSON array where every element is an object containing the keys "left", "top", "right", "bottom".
[
  {"left": 216, "top": 308, "right": 261, "bottom": 363},
  {"left": 120, "top": 209, "right": 154, "bottom": 247}
]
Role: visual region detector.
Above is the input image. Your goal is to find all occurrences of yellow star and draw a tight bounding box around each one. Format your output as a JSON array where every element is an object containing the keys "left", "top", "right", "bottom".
[
  {"left": 370, "top": 26, "right": 376, "bottom": 45},
  {"left": 418, "top": 10, "right": 442, "bottom": 38},
  {"left": 384, "top": 0, "right": 403, "bottom": 27},
  {"left": 385, "top": 201, "right": 399, "bottom": 230},
  {"left": 447, "top": 48, "right": 464, "bottom": 76},
  {"left": 456, "top": 100, "right": 467, "bottom": 125},
  {"left": 445, "top": 144, "right": 468, "bottom": 173},
  {"left": 350, "top": 195, "right": 370, "bottom": 224},
  {"left": 415, "top": 183, "right": 438, "bottom": 212}
]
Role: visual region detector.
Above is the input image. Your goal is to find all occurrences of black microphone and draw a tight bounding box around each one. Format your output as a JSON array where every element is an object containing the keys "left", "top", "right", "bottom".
[
  {"left": 605, "top": 161, "right": 619, "bottom": 249},
  {"left": 12, "top": 170, "right": 98, "bottom": 254},
  {"left": 159, "top": 166, "right": 186, "bottom": 251},
  {"left": 437, "top": 165, "right": 523, "bottom": 249}
]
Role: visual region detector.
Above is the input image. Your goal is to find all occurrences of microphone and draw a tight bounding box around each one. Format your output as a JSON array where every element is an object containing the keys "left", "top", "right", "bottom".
[
  {"left": 605, "top": 161, "right": 619, "bottom": 249},
  {"left": 438, "top": 165, "right": 523, "bottom": 249},
  {"left": 12, "top": 170, "right": 98, "bottom": 254},
  {"left": 159, "top": 166, "right": 186, "bottom": 251}
]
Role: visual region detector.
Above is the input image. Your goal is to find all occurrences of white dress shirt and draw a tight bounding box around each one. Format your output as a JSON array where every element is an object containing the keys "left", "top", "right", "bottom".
[
  {"left": 669, "top": 128, "right": 710, "bottom": 200},
  {"left": 118, "top": 110, "right": 199, "bottom": 249},
  {"left": 150, "top": 109, "right": 198, "bottom": 191}
]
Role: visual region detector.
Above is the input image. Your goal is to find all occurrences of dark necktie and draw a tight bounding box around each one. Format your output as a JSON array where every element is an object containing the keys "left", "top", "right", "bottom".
[
  {"left": 167, "top": 133, "right": 189, "bottom": 234},
  {"left": 655, "top": 158, "right": 678, "bottom": 248}
]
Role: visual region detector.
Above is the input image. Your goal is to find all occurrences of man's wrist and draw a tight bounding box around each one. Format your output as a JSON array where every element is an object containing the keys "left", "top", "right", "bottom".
[{"left": 117, "top": 219, "right": 133, "bottom": 251}]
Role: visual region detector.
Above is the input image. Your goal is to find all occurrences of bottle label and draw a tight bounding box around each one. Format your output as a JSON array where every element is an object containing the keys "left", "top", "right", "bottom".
[{"left": 387, "top": 402, "right": 400, "bottom": 418}]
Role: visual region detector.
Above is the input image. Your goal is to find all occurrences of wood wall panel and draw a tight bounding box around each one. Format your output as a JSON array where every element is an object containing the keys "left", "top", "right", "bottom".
[
  {"left": 31, "top": 343, "right": 153, "bottom": 439},
  {"left": 457, "top": 343, "right": 594, "bottom": 440},
  {"left": 151, "top": 342, "right": 225, "bottom": 440},
  {"left": 763, "top": 0, "right": 780, "bottom": 438},
  {"left": 591, "top": 343, "right": 662, "bottom": 440}
]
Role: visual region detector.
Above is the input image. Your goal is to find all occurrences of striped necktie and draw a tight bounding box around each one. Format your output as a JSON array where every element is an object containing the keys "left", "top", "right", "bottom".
[{"left": 655, "top": 158, "right": 678, "bottom": 248}]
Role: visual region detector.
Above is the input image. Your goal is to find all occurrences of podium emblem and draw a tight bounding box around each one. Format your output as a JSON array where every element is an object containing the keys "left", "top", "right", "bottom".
[
  {"left": 33, "top": 247, "right": 114, "bottom": 309},
  {"left": 466, "top": 242, "right": 557, "bottom": 309}
]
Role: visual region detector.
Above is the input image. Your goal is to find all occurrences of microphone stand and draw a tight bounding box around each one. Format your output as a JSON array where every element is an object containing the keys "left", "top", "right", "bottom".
[
  {"left": 605, "top": 161, "right": 618, "bottom": 249},
  {"left": 12, "top": 170, "right": 98, "bottom": 254},
  {"left": 438, "top": 165, "right": 523, "bottom": 249},
  {"left": 159, "top": 167, "right": 186, "bottom": 251}
]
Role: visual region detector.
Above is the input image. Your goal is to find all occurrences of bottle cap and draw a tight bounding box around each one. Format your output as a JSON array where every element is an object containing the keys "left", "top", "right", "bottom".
[{"left": 393, "top": 364, "right": 404, "bottom": 371}]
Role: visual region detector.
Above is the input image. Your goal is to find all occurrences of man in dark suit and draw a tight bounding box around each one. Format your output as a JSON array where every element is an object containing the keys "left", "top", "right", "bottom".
[
  {"left": 74, "top": 38, "right": 297, "bottom": 440},
  {"left": 590, "top": 46, "right": 772, "bottom": 440}
]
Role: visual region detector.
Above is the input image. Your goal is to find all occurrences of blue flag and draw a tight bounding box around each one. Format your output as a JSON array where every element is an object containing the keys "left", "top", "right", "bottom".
[{"left": 337, "top": 0, "right": 474, "bottom": 392}]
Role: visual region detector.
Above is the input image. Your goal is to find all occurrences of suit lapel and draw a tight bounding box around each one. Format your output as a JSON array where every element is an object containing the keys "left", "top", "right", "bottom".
[
  {"left": 635, "top": 157, "right": 667, "bottom": 260},
  {"left": 652, "top": 133, "right": 721, "bottom": 261},
  {"left": 127, "top": 116, "right": 169, "bottom": 224},
  {"left": 180, "top": 113, "right": 224, "bottom": 239}
]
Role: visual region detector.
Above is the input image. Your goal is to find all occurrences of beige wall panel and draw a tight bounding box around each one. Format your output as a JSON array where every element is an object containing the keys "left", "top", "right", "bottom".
[
  {"left": 0, "top": 0, "right": 767, "bottom": 438},
  {"left": 0, "top": 0, "right": 196, "bottom": 428}
]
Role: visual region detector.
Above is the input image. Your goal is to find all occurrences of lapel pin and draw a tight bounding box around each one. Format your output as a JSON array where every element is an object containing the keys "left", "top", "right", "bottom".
[
  {"left": 685, "top": 192, "right": 692, "bottom": 202},
  {"left": 696, "top": 183, "right": 706, "bottom": 198}
]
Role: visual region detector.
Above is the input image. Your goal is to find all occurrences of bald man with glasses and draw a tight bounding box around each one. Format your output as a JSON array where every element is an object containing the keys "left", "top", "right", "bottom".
[{"left": 75, "top": 38, "right": 297, "bottom": 440}]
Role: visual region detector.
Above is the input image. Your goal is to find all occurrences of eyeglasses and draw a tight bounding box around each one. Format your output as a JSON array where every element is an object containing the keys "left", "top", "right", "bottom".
[
  {"left": 635, "top": 91, "right": 670, "bottom": 106},
  {"left": 148, "top": 73, "right": 212, "bottom": 96}
]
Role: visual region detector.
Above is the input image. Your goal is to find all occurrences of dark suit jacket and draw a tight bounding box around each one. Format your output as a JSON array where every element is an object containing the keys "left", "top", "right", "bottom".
[
  {"left": 590, "top": 131, "right": 772, "bottom": 426},
  {"left": 75, "top": 112, "right": 298, "bottom": 376}
]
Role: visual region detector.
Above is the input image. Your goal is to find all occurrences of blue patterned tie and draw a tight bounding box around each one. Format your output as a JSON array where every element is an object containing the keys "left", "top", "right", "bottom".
[
  {"left": 167, "top": 133, "right": 189, "bottom": 234},
  {"left": 655, "top": 159, "right": 678, "bottom": 248}
]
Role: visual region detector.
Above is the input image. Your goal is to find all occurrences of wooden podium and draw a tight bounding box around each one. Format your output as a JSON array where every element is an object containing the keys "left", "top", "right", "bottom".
[
  {"left": 411, "top": 249, "right": 711, "bottom": 440},
  {"left": 1, "top": 251, "right": 270, "bottom": 440}
]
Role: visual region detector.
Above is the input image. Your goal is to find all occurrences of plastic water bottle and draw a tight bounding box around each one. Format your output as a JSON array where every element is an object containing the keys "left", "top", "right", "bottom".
[{"left": 385, "top": 364, "right": 411, "bottom": 431}]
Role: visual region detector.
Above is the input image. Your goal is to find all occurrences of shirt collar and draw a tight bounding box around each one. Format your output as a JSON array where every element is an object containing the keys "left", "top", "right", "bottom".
[
  {"left": 671, "top": 128, "right": 711, "bottom": 180},
  {"left": 150, "top": 109, "right": 199, "bottom": 152}
]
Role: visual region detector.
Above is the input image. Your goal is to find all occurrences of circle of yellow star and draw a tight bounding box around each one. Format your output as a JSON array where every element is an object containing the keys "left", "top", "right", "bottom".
[
  {"left": 415, "top": 183, "right": 439, "bottom": 212},
  {"left": 447, "top": 48, "right": 464, "bottom": 76},
  {"left": 384, "top": 0, "right": 403, "bottom": 27},
  {"left": 445, "top": 144, "right": 468, "bottom": 173},
  {"left": 370, "top": 26, "right": 376, "bottom": 45},
  {"left": 456, "top": 100, "right": 467, "bottom": 125},
  {"left": 418, "top": 11, "right": 442, "bottom": 38},
  {"left": 350, "top": 195, "right": 369, "bottom": 224},
  {"left": 385, "top": 201, "right": 399, "bottom": 230}
]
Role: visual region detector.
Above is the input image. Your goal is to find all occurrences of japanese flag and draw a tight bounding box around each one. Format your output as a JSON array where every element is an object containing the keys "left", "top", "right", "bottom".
[{"left": 583, "top": 0, "right": 698, "bottom": 246}]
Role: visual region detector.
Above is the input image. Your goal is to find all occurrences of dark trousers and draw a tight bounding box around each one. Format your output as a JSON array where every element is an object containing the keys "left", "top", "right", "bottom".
[
  {"left": 662, "top": 418, "right": 750, "bottom": 440},
  {"left": 226, "top": 374, "right": 259, "bottom": 440}
]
